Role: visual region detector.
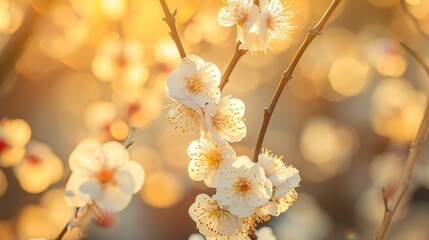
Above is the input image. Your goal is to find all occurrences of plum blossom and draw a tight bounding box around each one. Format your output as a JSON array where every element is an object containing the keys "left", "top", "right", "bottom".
[
  {"left": 205, "top": 96, "right": 246, "bottom": 144},
  {"left": 167, "top": 55, "right": 221, "bottom": 110},
  {"left": 218, "top": 0, "right": 259, "bottom": 48},
  {"left": 65, "top": 140, "right": 144, "bottom": 212},
  {"left": 187, "top": 137, "right": 236, "bottom": 187},
  {"left": 0, "top": 118, "right": 31, "bottom": 167},
  {"left": 217, "top": 156, "right": 272, "bottom": 217},
  {"left": 13, "top": 141, "right": 63, "bottom": 193},
  {"left": 165, "top": 102, "right": 203, "bottom": 133},
  {"left": 189, "top": 194, "right": 248, "bottom": 238},
  {"left": 258, "top": 149, "right": 300, "bottom": 200},
  {"left": 255, "top": 0, "right": 296, "bottom": 52}
]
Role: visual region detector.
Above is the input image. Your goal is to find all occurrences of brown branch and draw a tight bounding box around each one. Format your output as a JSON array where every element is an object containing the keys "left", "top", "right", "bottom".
[
  {"left": 399, "top": 42, "right": 429, "bottom": 75},
  {"left": 252, "top": 0, "right": 342, "bottom": 161},
  {"left": 0, "top": 6, "right": 39, "bottom": 93},
  {"left": 55, "top": 222, "right": 69, "bottom": 240},
  {"left": 159, "top": 0, "right": 186, "bottom": 59},
  {"left": 400, "top": 0, "right": 429, "bottom": 41},
  {"left": 374, "top": 43, "right": 429, "bottom": 240},
  {"left": 219, "top": 42, "right": 248, "bottom": 91}
]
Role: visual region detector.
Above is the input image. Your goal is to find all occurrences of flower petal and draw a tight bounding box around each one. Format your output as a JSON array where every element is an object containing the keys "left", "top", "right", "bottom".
[
  {"left": 96, "top": 185, "right": 132, "bottom": 212},
  {"left": 118, "top": 161, "right": 144, "bottom": 193},
  {"left": 69, "top": 139, "right": 103, "bottom": 174},
  {"left": 102, "top": 141, "right": 129, "bottom": 168}
]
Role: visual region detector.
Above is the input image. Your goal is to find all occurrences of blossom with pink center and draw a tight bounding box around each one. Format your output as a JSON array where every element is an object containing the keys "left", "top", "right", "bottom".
[
  {"left": 218, "top": 0, "right": 259, "bottom": 48},
  {"left": 166, "top": 55, "right": 221, "bottom": 111},
  {"left": 65, "top": 140, "right": 144, "bottom": 212},
  {"left": 0, "top": 118, "right": 31, "bottom": 167},
  {"left": 13, "top": 141, "right": 63, "bottom": 193},
  {"left": 217, "top": 156, "right": 272, "bottom": 217},
  {"left": 254, "top": 0, "right": 296, "bottom": 52}
]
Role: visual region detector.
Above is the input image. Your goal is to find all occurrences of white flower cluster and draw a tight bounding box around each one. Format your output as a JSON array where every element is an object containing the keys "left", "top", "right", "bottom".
[
  {"left": 218, "top": 0, "right": 296, "bottom": 53},
  {"left": 165, "top": 54, "right": 300, "bottom": 239}
]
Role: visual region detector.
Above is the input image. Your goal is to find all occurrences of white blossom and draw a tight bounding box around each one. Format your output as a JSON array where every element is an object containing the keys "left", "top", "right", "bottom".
[
  {"left": 255, "top": 226, "right": 276, "bottom": 240},
  {"left": 255, "top": 0, "right": 296, "bottom": 52},
  {"left": 217, "top": 156, "right": 272, "bottom": 217},
  {"left": 165, "top": 102, "right": 203, "bottom": 133},
  {"left": 189, "top": 194, "right": 246, "bottom": 237},
  {"left": 205, "top": 96, "right": 246, "bottom": 144},
  {"left": 218, "top": 0, "right": 259, "bottom": 48},
  {"left": 167, "top": 55, "right": 221, "bottom": 111},
  {"left": 65, "top": 140, "right": 144, "bottom": 212},
  {"left": 187, "top": 137, "right": 236, "bottom": 187}
]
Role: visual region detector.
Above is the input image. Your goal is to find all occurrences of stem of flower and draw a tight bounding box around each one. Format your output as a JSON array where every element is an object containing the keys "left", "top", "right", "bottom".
[
  {"left": 374, "top": 42, "right": 429, "bottom": 240},
  {"left": 252, "top": 0, "right": 342, "bottom": 161},
  {"left": 123, "top": 126, "right": 137, "bottom": 149},
  {"left": 159, "top": 0, "right": 187, "bottom": 59},
  {"left": 219, "top": 42, "right": 248, "bottom": 91}
]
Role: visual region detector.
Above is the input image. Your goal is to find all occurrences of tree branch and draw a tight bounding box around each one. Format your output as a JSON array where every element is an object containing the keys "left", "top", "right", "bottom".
[
  {"left": 219, "top": 42, "right": 248, "bottom": 91},
  {"left": 0, "top": 6, "right": 38, "bottom": 93},
  {"left": 252, "top": 0, "right": 342, "bottom": 161},
  {"left": 123, "top": 126, "right": 137, "bottom": 149},
  {"left": 400, "top": 0, "right": 429, "bottom": 41},
  {"left": 374, "top": 42, "right": 429, "bottom": 240},
  {"left": 159, "top": 0, "right": 186, "bottom": 59}
]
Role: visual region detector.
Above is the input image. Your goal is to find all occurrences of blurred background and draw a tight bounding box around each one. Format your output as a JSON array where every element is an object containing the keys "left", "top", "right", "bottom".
[{"left": 0, "top": 0, "right": 429, "bottom": 239}]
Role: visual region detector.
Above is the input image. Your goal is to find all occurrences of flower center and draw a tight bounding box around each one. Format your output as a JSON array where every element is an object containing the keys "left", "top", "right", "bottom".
[
  {"left": 234, "top": 177, "right": 252, "bottom": 195},
  {"left": 266, "top": 16, "right": 274, "bottom": 30},
  {"left": 0, "top": 139, "right": 9, "bottom": 153},
  {"left": 96, "top": 167, "right": 114, "bottom": 185},
  {"left": 206, "top": 149, "right": 222, "bottom": 168},
  {"left": 27, "top": 154, "right": 42, "bottom": 165},
  {"left": 236, "top": 13, "right": 248, "bottom": 27},
  {"left": 128, "top": 102, "right": 140, "bottom": 116},
  {"left": 186, "top": 76, "right": 204, "bottom": 94}
]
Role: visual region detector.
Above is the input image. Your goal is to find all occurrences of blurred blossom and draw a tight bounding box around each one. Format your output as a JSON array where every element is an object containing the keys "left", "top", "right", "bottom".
[
  {"left": 17, "top": 205, "right": 57, "bottom": 239},
  {"left": 375, "top": 54, "right": 406, "bottom": 77},
  {"left": 354, "top": 186, "right": 409, "bottom": 233},
  {"left": 369, "top": 152, "right": 404, "bottom": 188},
  {"left": 0, "top": 118, "right": 31, "bottom": 167},
  {"left": 371, "top": 78, "right": 426, "bottom": 144},
  {"left": 65, "top": 140, "right": 144, "bottom": 212},
  {"left": 183, "top": 13, "right": 232, "bottom": 45},
  {"left": 328, "top": 57, "right": 370, "bottom": 97},
  {"left": 116, "top": 88, "right": 163, "bottom": 129},
  {"left": 92, "top": 34, "right": 149, "bottom": 88},
  {"left": 36, "top": 4, "right": 89, "bottom": 59},
  {"left": 0, "top": 0, "right": 24, "bottom": 34},
  {"left": 140, "top": 170, "right": 185, "bottom": 208},
  {"left": 13, "top": 140, "right": 63, "bottom": 194},
  {"left": 0, "top": 169, "right": 7, "bottom": 197},
  {"left": 255, "top": 226, "right": 276, "bottom": 240},
  {"left": 154, "top": 36, "right": 181, "bottom": 63},
  {"left": 40, "top": 188, "right": 74, "bottom": 230},
  {"left": 99, "top": 0, "right": 128, "bottom": 20},
  {"left": 300, "top": 117, "right": 358, "bottom": 181},
  {"left": 188, "top": 233, "right": 205, "bottom": 240},
  {"left": 84, "top": 101, "right": 117, "bottom": 140},
  {"left": 274, "top": 193, "right": 332, "bottom": 240}
]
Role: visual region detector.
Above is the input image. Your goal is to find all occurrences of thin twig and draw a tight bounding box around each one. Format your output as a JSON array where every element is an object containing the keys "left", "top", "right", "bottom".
[
  {"left": 0, "top": 6, "right": 38, "bottom": 93},
  {"left": 159, "top": 0, "right": 186, "bottom": 59},
  {"left": 400, "top": 0, "right": 429, "bottom": 41},
  {"left": 374, "top": 43, "right": 429, "bottom": 240},
  {"left": 399, "top": 42, "right": 429, "bottom": 75},
  {"left": 381, "top": 188, "right": 388, "bottom": 212},
  {"left": 252, "top": 0, "right": 342, "bottom": 161},
  {"left": 123, "top": 126, "right": 137, "bottom": 149},
  {"left": 55, "top": 222, "right": 69, "bottom": 240},
  {"left": 219, "top": 42, "right": 248, "bottom": 91}
]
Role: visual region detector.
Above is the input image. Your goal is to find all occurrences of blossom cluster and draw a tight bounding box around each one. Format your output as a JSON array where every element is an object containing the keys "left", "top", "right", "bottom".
[
  {"left": 164, "top": 8, "right": 300, "bottom": 236},
  {"left": 0, "top": 118, "right": 64, "bottom": 193},
  {"left": 218, "top": 0, "right": 296, "bottom": 53}
]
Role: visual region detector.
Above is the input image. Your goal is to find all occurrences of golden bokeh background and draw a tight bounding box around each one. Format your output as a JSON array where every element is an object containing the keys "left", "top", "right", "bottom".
[{"left": 1, "top": 0, "right": 429, "bottom": 239}]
